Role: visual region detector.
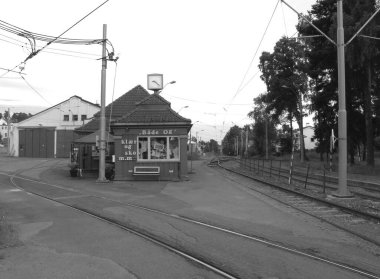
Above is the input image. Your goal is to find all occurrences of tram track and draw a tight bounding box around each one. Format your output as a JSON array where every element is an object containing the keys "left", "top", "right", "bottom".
[
  {"left": 0, "top": 164, "right": 379, "bottom": 278},
  {"left": 213, "top": 158, "right": 380, "bottom": 248}
]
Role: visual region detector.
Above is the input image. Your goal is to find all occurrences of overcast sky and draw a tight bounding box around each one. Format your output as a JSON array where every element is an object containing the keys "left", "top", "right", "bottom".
[{"left": 1, "top": 0, "right": 316, "bottom": 142}]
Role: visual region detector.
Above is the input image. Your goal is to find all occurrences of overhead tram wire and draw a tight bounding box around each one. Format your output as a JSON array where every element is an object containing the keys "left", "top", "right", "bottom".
[
  {"left": 228, "top": 0, "right": 280, "bottom": 107},
  {"left": 19, "top": 75, "right": 51, "bottom": 106},
  {"left": 0, "top": 0, "right": 110, "bottom": 77},
  {"left": 221, "top": 0, "right": 280, "bottom": 131}
]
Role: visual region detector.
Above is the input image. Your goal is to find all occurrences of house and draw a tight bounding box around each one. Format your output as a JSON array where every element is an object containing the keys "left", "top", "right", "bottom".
[
  {"left": 9, "top": 95, "right": 100, "bottom": 158},
  {"left": 0, "top": 118, "right": 8, "bottom": 142},
  {"left": 71, "top": 85, "right": 192, "bottom": 181},
  {"left": 294, "top": 125, "right": 317, "bottom": 150}
]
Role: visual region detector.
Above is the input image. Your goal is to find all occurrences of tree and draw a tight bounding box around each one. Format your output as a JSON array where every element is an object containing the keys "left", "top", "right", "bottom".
[
  {"left": 222, "top": 125, "right": 241, "bottom": 156},
  {"left": 258, "top": 37, "right": 309, "bottom": 161},
  {"left": 204, "top": 139, "right": 219, "bottom": 155},
  {"left": 248, "top": 95, "right": 277, "bottom": 156},
  {"left": 298, "top": 0, "right": 380, "bottom": 166},
  {"left": 11, "top": 112, "right": 32, "bottom": 123}
]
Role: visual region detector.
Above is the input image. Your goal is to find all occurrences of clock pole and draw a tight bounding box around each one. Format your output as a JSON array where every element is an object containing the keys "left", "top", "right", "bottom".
[{"left": 97, "top": 24, "right": 108, "bottom": 183}]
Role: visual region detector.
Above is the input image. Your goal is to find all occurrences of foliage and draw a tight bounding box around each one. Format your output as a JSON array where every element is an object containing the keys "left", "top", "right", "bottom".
[
  {"left": 203, "top": 139, "right": 219, "bottom": 154},
  {"left": 298, "top": 0, "right": 380, "bottom": 165},
  {"left": 222, "top": 125, "right": 241, "bottom": 156}
]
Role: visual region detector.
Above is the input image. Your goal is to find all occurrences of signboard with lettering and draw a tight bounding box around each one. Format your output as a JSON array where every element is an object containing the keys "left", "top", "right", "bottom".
[
  {"left": 118, "top": 138, "right": 137, "bottom": 161},
  {"left": 139, "top": 129, "right": 179, "bottom": 136}
]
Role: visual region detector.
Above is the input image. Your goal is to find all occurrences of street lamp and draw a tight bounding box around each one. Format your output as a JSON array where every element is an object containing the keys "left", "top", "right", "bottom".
[
  {"left": 177, "top": 105, "right": 189, "bottom": 113},
  {"left": 158, "top": 80, "right": 176, "bottom": 94}
]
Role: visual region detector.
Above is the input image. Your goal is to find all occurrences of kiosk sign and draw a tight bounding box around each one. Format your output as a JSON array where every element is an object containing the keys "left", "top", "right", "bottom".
[{"left": 119, "top": 138, "right": 137, "bottom": 161}]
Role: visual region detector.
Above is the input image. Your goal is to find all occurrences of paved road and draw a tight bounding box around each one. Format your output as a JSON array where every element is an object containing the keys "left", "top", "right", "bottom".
[{"left": 0, "top": 157, "right": 379, "bottom": 278}]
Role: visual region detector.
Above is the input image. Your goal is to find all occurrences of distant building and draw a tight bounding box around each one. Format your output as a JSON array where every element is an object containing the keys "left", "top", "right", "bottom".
[
  {"left": 9, "top": 96, "right": 100, "bottom": 157},
  {"left": 0, "top": 118, "right": 8, "bottom": 141},
  {"left": 294, "top": 126, "right": 317, "bottom": 150}
]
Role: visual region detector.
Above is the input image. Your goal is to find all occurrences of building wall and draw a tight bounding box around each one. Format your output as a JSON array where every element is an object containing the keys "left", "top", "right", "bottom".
[
  {"left": 10, "top": 96, "right": 100, "bottom": 157},
  {"left": 113, "top": 126, "right": 189, "bottom": 181}
]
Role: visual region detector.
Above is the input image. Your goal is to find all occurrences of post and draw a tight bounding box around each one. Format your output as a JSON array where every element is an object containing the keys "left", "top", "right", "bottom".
[
  {"left": 278, "top": 160, "right": 282, "bottom": 180},
  {"left": 335, "top": 0, "right": 351, "bottom": 197},
  {"left": 7, "top": 108, "right": 10, "bottom": 156},
  {"left": 245, "top": 127, "right": 249, "bottom": 157},
  {"left": 97, "top": 24, "right": 108, "bottom": 182},
  {"left": 265, "top": 117, "right": 269, "bottom": 160},
  {"left": 190, "top": 129, "right": 193, "bottom": 173}
]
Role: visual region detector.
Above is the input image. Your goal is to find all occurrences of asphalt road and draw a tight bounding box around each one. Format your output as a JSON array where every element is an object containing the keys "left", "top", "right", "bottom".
[{"left": 0, "top": 157, "right": 379, "bottom": 278}]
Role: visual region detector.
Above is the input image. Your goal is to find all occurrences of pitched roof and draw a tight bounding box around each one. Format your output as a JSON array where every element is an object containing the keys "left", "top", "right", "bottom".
[
  {"left": 76, "top": 85, "right": 150, "bottom": 132},
  {"left": 114, "top": 108, "right": 191, "bottom": 124},
  {"left": 136, "top": 93, "right": 170, "bottom": 106},
  {"left": 74, "top": 129, "right": 114, "bottom": 143},
  {"left": 113, "top": 92, "right": 191, "bottom": 125},
  {"left": 95, "top": 85, "right": 150, "bottom": 118},
  {"left": 17, "top": 95, "right": 99, "bottom": 125}
]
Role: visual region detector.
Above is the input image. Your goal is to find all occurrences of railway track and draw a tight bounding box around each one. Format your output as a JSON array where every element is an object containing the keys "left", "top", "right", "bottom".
[
  {"left": 213, "top": 158, "right": 380, "bottom": 248},
  {"left": 1, "top": 160, "right": 380, "bottom": 278}
]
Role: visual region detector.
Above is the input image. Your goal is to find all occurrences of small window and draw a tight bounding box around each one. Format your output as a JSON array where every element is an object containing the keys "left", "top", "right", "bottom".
[
  {"left": 73, "top": 115, "right": 78, "bottom": 121},
  {"left": 150, "top": 137, "right": 167, "bottom": 159},
  {"left": 311, "top": 137, "right": 315, "bottom": 142},
  {"left": 63, "top": 115, "right": 69, "bottom": 121},
  {"left": 81, "top": 114, "right": 87, "bottom": 121}
]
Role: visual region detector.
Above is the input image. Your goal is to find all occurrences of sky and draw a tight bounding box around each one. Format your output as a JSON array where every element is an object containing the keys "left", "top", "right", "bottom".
[{"left": 0, "top": 0, "right": 316, "bottom": 142}]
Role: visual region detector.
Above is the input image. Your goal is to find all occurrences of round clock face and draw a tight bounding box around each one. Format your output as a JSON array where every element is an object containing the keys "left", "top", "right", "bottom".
[{"left": 147, "top": 74, "right": 163, "bottom": 90}]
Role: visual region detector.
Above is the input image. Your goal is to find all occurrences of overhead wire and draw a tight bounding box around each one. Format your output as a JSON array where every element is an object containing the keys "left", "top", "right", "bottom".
[
  {"left": 19, "top": 75, "right": 51, "bottom": 105},
  {"left": 0, "top": 0, "right": 110, "bottom": 77},
  {"left": 228, "top": 0, "right": 280, "bottom": 107}
]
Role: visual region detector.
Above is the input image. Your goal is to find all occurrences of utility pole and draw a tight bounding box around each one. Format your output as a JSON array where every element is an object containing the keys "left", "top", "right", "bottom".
[
  {"left": 97, "top": 24, "right": 108, "bottom": 183},
  {"left": 335, "top": 0, "right": 350, "bottom": 196}
]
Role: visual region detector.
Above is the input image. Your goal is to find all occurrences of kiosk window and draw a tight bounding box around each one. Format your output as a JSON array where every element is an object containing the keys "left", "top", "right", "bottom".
[
  {"left": 169, "top": 137, "right": 179, "bottom": 159},
  {"left": 137, "top": 136, "right": 180, "bottom": 161},
  {"left": 150, "top": 137, "right": 167, "bottom": 159},
  {"left": 138, "top": 137, "right": 148, "bottom": 159}
]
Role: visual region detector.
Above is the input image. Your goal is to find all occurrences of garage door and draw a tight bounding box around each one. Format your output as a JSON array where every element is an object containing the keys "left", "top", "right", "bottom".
[{"left": 19, "top": 128, "right": 54, "bottom": 158}]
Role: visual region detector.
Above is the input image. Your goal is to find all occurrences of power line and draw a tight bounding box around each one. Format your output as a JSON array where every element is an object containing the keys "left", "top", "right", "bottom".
[
  {"left": 164, "top": 93, "right": 252, "bottom": 106},
  {"left": 19, "top": 75, "right": 51, "bottom": 105},
  {"left": 230, "top": 0, "right": 280, "bottom": 105},
  {"left": 0, "top": 0, "right": 110, "bottom": 77},
  {"left": 23, "top": 0, "right": 110, "bottom": 63}
]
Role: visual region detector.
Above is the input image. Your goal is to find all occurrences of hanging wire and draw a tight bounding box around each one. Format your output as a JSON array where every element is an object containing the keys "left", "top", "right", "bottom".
[
  {"left": 19, "top": 75, "right": 51, "bottom": 105},
  {"left": 281, "top": 0, "right": 289, "bottom": 37},
  {"left": 0, "top": 0, "right": 109, "bottom": 78}
]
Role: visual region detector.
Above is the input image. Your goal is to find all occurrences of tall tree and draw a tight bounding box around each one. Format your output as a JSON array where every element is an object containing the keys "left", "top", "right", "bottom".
[
  {"left": 299, "top": 0, "right": 380, "bottom": 166},
  {"left": 258, "top": 37, "right": 309, "bottom": 161}
]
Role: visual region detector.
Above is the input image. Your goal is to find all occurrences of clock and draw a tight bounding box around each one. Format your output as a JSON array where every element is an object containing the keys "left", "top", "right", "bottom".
[{"left": 147, "top": 74, "right": 163, "bottom": 91}]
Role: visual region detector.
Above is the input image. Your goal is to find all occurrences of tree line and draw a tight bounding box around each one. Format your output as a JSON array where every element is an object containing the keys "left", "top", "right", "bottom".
[{"left": 223, "top": 0, "right": 380, "bottom": 166}]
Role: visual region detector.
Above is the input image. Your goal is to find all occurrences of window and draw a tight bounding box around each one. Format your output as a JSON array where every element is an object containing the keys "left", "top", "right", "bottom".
[
  {"left": 73, "top": 115, "right": 78, "bottom": 121},
  {"left": 138, "top": 136, "right": 180, "bottom": 161},
  {"left": 63, "top": 115, "right": 69, "bottom": 121},
  {"left": 81, "top": 114, "right": 87, "bottom": 121}
]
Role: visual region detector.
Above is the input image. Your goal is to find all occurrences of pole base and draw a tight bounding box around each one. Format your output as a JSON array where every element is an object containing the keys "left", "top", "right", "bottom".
[
  {"left": 330, "top": 190, "right": 354, "bottom": 199},
  {"left": 96, "top": 178, "right": 109, "bottom": 183}
]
